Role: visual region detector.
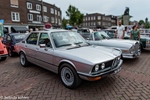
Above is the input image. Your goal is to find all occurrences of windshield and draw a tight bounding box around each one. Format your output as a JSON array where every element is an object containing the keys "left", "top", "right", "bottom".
[
  {"left": 14, "top": 34, "right": 26, "bottom": 40},
  {"left": 51, "top": 31, "right": 88, "bottom": 48},
  {"left": 94, "top": 31, "right": 110, "bottom": 40}
]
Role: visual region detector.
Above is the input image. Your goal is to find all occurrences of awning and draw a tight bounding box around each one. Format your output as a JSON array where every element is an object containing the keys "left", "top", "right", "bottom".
[{"left": 12, "top": 26, "right": 28, "bottom": 31}]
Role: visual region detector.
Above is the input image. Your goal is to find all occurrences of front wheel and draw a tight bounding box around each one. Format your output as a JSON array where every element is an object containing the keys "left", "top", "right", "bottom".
[
  {"left": 59, "top": 63, "right": 81, "bottom": 89},
  {"left": 20, "top": 52, "right": 29, "bottom": 67}
]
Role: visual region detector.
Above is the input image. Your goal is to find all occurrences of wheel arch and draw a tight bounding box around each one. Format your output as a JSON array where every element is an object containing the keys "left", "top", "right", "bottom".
[{"left": 58, "top": 60, "right": 77, "bottom": 73}]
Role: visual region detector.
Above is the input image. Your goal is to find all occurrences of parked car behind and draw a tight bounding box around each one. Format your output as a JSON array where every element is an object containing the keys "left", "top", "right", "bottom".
[
  {"left": 3, "top": 33, "right": 26, "bottom": 57},
  {"left": 81, "top": 31, "right": 141, "bottom": 59},
  {"left": 0, "top": 38, "right": 8, "bottom": 61},
  {"left": 15, "top": 29, "right": 123, "bottom": 89}
]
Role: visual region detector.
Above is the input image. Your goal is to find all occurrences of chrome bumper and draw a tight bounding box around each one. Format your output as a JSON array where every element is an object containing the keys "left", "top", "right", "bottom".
[
  {"left": 78, "top": 59, "right": 123, "bottom": 81},
  {"left": 0, "top": 54, "right": 8, "bottom": 58},
  {"left": 122, "top": 50, "right": 141, "bottom": 59}
]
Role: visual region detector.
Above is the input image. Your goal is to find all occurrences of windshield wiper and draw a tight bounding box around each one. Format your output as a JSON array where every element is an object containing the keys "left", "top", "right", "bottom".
[
  {"left": 74, "top": 42, "right": 83, "bottom": 45},
  {"left": 58, "top": 44, "right": 72, "bottom": 47}
]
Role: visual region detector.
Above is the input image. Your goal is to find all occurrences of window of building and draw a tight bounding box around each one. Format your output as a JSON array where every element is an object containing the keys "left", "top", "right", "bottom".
[
  {"left": 51, "top": 17, "right": 54, "bottom": 23},
  {"left": 98, "top": 22, "right": 101, "bottom": 25},
  {"left": 91, "top": 17, "right": 93, "bottom": 20},
  {"left": 10, "top": 0, "right": 18, "bottom": 8},
  {"left": 11, "top": 12, "right": 20, "bottom": 22},
  {"left": 36, "top": 4, "right": 41, "bottom": 11},
  {"left": 27, "top": 2, "right": 32, "bottom": 9},
  {"left": 55, "top": 18, "right": 57, "bottom": 23},
  {"left": 88, "top": 17, "right": 90, "bottom": 21},
  {"left": 37, "top": 15, "right": 42, "bottom": 22},
  {"left": 93, "top": 16, "right": 95, "bottom": 20},
  {"left": 58, "top": 11, "right": 60, "bottom": 16},
  {"left": 43, "top": 6, "right": 47, "bottom": 12},
  {"left": 58, "top": 19, "right": 61, "bottom": 25},
  {"left": 43, "top": 16, "right": 49, "bottom": 22},
  {"left": 55, "top": 9, "right": 57, "bottom": 15},
  {"left": 98, "top": 16, "right": 101, "bottom": 20},
  {"left": 28, "top": 13, "right": 33, "bottom": 21},
  {"left": 51, "top": 8, "right": 54, "bottom": 14}
]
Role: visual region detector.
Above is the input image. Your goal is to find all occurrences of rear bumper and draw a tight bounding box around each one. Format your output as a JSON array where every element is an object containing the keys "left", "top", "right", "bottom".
[{"left": 0, "top": 54, "right": 8, "bottom": 58}]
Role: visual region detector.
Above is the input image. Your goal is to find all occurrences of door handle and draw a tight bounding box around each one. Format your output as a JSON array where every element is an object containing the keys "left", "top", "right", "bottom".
[
  {"left": 36, "top": 48, "right": 39, "bottom": 50},
  {"left": 44, "top": 48, "right": 48, "bottom": 51},
  {"left": 25, "top": 45, "right": 27, "bottom": 47}
]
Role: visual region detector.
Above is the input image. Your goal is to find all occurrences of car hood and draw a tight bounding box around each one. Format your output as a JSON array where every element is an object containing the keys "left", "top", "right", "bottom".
[
  {"left": 55, "top": 46, "right": 121, "bottom": 65},
  {"left": 88, "top": 39, "right": 134, "bottom": 49}
]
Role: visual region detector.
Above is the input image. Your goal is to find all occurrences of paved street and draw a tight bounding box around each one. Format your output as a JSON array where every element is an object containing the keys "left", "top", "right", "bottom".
[{"left": 0, "top": 49, "right": 150, "bottom": 100}]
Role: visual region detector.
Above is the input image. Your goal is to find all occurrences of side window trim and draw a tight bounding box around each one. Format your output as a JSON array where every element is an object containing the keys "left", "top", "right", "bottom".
[{"left": 26, "top": 32, "right": 39, "bottom": 45}]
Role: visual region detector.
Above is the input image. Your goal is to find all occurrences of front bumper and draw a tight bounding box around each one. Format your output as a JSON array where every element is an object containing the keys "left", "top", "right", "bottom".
[
  {"left": 78, "top": 59, "right": 123, "bottom": 81},
  {"left": 122, "top": 50, "right": 141, "bottom": 59}
]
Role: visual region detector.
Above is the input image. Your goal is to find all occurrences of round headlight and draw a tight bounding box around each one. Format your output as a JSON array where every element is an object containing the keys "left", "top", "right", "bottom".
[
  {"left": 95, "top": 65, "right": 99, "bottom": 71},
  {"left": 117, "top": 56, "right": 121, "bottom": 60},
  {"left": 101, "top": 63, "right": 105, "bottom": 69},
  {"left": 130, "top": 46, "right": 135, "bottom": 54}
]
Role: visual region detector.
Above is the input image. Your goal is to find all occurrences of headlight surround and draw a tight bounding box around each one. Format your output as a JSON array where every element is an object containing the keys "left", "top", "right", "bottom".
[
  {"left": 101, "top": 63, "right": 105, "bottom": 70},
  {"left": 130, "top": 46, "right": 135, "bottom": 54},
  {"left": 94, "top": 65, "right": 99, "bottom": 72}
]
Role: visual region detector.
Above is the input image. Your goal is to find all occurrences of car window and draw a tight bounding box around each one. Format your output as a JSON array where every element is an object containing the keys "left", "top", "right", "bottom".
[
  {"left": 38, "top": 33, "right": 52, "bottom": 48},
  {"left": 14, "top": 34, "right": 26, "bottom": 40},
  {"left": 94, "top": 32, "right": 102, "bottom": 40},
  {"left": 26, "top": 33, "right": 39, "bottom": 45}
]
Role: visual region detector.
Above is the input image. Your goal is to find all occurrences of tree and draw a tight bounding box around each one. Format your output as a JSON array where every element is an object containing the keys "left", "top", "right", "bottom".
[
  {"left": 139, "top": 20, "right": 145, "bottom": 25},
  {"left": 62, "top": 18, "right": 68, "bottom": 29},
  {"left": 66, "top": 5, "right": 84, "bottom": 26}
]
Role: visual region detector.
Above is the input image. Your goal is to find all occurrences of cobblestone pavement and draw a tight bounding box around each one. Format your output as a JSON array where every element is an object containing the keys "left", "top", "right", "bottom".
[{"left": 0, "top": 49, "right": 150, "bottom": 100}]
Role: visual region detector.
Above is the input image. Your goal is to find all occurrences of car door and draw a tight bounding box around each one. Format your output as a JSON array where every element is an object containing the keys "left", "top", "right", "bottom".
[
  {"left": 35, "top": 32, "right": 55, "bottom": 72},
  {"left": 25, "top": 32, "right": 39, "bottom": 64}
]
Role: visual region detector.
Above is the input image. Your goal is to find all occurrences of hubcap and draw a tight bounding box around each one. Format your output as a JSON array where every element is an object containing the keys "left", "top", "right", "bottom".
[
  {"left": 20, "top": 54, "right": 25, "bottom": 65},
  {"left": 61, "top": 67, "right": 74, "bottom": 86}
]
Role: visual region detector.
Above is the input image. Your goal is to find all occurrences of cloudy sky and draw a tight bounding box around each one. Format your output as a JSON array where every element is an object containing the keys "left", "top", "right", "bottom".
[{"left": 44, "top": 0, "right": 149, "bottom": 21}]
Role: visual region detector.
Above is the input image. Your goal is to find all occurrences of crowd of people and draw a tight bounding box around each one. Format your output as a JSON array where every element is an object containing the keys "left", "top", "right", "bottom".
[{"left": 115, "top": 20, "right": 140, "bottom": 41}]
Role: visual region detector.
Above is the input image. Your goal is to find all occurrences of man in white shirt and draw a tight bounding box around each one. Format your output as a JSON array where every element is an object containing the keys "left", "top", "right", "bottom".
[{"left": 115, "top": 21, "right": 125, "bottom": 39}]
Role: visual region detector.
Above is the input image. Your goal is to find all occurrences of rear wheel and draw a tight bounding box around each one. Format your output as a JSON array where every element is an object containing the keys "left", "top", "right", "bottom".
[
  {"left": 59, "top": 63, "right": 81, "bottom": 89},
  {"left": 20, "top": 52, "right": 29, "bottom": 67}
]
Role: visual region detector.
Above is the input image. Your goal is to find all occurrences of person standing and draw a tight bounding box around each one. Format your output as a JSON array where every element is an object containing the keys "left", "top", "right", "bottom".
[
  {"left": 130, "top": 25, "right": 140, "bottom": 41},
  {"left": 115, "top": 21, "right": 125, "bottom": 39}
]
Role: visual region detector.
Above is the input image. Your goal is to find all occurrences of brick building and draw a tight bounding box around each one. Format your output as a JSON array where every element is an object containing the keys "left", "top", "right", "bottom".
[
  {"left": 82, "top": 13, "right": 117, "bottom": 29},
  {"left": 0, "top": 0, "right": 62, "bottom": 33}
]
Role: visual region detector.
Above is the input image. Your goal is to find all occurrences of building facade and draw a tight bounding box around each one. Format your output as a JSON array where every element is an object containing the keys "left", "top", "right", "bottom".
[
  {"left": 0, "top": 0, "right": 62, "bottom": 33},
  {"left": 82, "top": 13, "right": 117, "bottom": 29}
]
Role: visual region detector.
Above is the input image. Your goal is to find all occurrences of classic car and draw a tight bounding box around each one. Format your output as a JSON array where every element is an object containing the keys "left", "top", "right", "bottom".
[
  {"left": 15, "top": 29, "right": 123, "bottom": 89},
  {"left": 81, "top": 31, "right": 141, "bottom": 59},
  {"left": 3, "top": 33, "right": 26, "bottom": 57},
  {"left": 124, "top": 33, "right": 150, "bottom": 50},
  {"left": 0, "top": 38, "right": 8, "bottom": 61},
  {"left": 104, "top": 29, "right": 150, "bottom": 50}
]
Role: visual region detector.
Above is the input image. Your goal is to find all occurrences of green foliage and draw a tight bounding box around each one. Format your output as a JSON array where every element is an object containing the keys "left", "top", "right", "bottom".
[
  {"left": 66, "top": 5, "right": 84, "bottom": 26},
  {"left": 62, "top": 18, "right": 68, "bottom": 29},
  {"left": 144, "top": 22, "right": 150, "bottom": 29},
  {"left": 139, "top": 20, "right": 145, "bottom": 25}
]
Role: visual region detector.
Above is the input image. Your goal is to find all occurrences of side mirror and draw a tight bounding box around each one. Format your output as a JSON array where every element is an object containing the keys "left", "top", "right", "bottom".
[
  {"left": 39, "top": 44, "right": 46, "bottom": 48},
  {"left": 86, "top": 38, "right": 90, "bottom": 40}
]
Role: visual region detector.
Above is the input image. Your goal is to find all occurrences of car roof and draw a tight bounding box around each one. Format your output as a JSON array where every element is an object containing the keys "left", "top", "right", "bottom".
[
  {"left": 33, "top": 29, "right": 71, "bottom": 33},
  {"left": 8, "top": 33, "right": 26, "bottom": 36}
]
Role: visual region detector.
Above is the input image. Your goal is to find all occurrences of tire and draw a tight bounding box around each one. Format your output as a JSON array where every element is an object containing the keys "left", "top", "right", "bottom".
[
  {"left": 20, "top": 52, "right": 29, "bottom": 67},
  {"left": 59, "top": 63, "right": 81, "bottom": 89},
  {"left": 1, "top": 57, "right": 7, "bottom": 61},
  {"left": 8, "top": 48, "right": 14, "bottom": 57}
]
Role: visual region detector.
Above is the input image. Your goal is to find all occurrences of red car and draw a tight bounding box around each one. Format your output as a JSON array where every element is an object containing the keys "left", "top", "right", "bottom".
[{"left": 0, "top": 38, "right": 8, "bottom": 61}]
